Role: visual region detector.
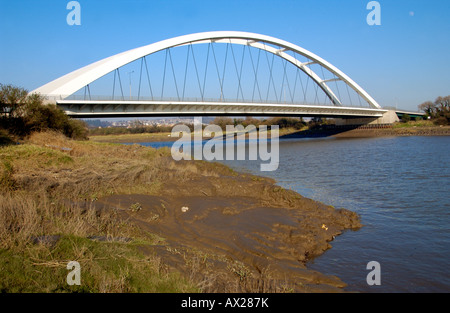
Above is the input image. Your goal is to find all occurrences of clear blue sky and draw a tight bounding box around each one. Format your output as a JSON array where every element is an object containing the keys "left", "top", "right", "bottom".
[{"left": 0, "top": 0, "right": 449, "bottom": 111}]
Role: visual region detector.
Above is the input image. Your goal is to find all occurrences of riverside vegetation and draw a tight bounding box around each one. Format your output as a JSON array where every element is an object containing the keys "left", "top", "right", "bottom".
[
  {"left": 1, "top": 131, "right": 362, "bottom": 292},
  {"left": 1, "top": 85, "right": 363, "bottom": 292}
]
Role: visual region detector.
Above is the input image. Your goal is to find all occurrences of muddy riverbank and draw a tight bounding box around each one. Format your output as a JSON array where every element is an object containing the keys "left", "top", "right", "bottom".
[
  {"left": 279, "top": 125, "right": 450, "bottom": 139},
  {"left": 89, "top": 125, "right": 450, "bottom": 144},
  {"left": 93, "top": 169, "right": 362, "bottom": 292},
  {"left": 1, "top": 131, "right": 362, "bottom": 292}
]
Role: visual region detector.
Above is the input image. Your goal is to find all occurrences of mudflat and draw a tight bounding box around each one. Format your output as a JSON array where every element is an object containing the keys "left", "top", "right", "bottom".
[
  {"left": 2, "top": 131, "right": 361, "bottom": 292},
  {"left": 92, "top": 162, "right": 362, "bottom": 292}
]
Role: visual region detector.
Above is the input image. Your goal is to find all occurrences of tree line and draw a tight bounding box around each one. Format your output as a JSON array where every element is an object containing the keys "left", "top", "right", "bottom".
[
  {"left": 89, "top": 116, "right": 312, "bottom": 136},
  {"left": 418, "top": 95, "right": 450, "bottom": 125},
  {"left": 0, "top": 84, "right": 88, "bottom": 144}
]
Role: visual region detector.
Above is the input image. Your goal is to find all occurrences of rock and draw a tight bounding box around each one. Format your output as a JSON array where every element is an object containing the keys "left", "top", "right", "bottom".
[{"left": 31, "top": 235, "right": 61, "bottom": 247}]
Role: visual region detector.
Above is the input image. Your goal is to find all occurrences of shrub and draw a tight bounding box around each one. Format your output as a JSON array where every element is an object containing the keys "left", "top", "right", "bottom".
[
  {"left": 0, "top": 160, "right": 15, "bottom": 190},
  {"left": 0, "top": 84, "right": 88, "bottom": 140},
  {"left": 0, "top": 128, "right": 14, "bottom": 146},
  {"left": 433, "top": 113, "right": 450, "bottom": 126},
  {"left": 261, "top": 117, "right": 306, "bottom": 129},
  {"left": 401, "top": 114, "right": 411, "bottom": 123},
  {"left": 211, "top": 117, "right": 234, "bottom": 131}
]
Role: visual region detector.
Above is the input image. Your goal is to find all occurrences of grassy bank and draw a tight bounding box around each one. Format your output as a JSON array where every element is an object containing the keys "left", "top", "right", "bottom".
[
  {"left": 392, "top": 120, "right": 437, "bottom": 128},
  {"left": 1, "top": 131, "right": 361, "bottom": 293},
  {"left": 89, "top": 131, "right": 176, "bottom": 143},
  {"left": 0, "top": 131, "right": 200, "bottom": 292},
  {"left": 89, "top": 127, "right": 301, "bottom": 143}
]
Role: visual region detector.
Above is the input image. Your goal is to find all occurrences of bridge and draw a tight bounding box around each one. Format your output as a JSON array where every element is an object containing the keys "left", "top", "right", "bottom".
[{"left": 31, "top": 31, "right": 394, "bottom": 121}]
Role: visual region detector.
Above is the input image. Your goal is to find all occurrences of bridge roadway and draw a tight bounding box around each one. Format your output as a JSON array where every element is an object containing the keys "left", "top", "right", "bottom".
[{"left": 57, "top": 99, "right": 388, "bottom": 119}]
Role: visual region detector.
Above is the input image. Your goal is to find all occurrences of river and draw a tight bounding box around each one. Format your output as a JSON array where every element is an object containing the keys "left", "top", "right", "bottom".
[{"left": 136, "top": 135, "right": 450, "bottom": 292}]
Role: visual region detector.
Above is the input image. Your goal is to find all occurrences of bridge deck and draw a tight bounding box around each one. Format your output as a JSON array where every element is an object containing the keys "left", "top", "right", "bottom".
[{"left": 57, "top": 100, "right": 387, "bottom": 118}]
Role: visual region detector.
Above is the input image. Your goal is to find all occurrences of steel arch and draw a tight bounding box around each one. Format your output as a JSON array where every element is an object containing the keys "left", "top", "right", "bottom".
[{"left": 31, "top": 31, "right": 381, "bottom": 109}]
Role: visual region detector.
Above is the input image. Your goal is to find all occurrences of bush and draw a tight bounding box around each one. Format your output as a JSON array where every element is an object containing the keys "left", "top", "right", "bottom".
[
  {"left": 261, "top": 117, "right": 306, "bottom": 129},
  {"left": 433, "top": 113, "right": 450, "bottom": 126},
  {"left": 401, "top": 114, "right": 411, "bottom": 123},
  {"left": 0, "top": 129, "right": 14, "bottom": 146},
  {"left": 0, "top": 84, "right": 88, "bottom": 140},
  {"left": 0, "top": 160, "right": 15, "bottom": 190},
  {"left": 211, "top": 117, "right": 234, "bottom": 131}
]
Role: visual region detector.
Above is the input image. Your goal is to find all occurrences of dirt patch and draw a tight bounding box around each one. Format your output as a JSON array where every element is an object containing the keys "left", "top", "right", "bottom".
[
  {"left": 281, "top": 126, "right": 450, "bottom": 139},
  {"left": 93, "top": 172, "right": 361, "bottom": 292},
  {"left": 333, "top": 126, "right": 450, "bottom": 138}
]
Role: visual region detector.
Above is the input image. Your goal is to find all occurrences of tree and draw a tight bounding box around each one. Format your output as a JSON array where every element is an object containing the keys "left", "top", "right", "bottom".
[
  {"left": 211, "top": 117, "right": 233, "bottom": 131},
  {"left": 242, "top": 116, "right": 261, "bottom": 127},
  {"left": 418, "top": 101, "right": 435, "bottom": 117},
  {"left": 0, "top": 84, "right": 28, "bottom": 118},
  {"left": 435, "top": 96, "right": 450, "bottom": 113},
  {"left": 0, "top": 84, "right": 88, "bottom": 140}
]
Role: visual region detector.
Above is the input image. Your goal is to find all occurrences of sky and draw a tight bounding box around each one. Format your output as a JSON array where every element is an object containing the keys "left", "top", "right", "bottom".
[{"left": 0, "top": 0, "right": 449, "bottom": 111}]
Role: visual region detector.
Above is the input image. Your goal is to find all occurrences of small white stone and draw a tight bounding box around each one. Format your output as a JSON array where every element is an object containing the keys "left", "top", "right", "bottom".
[{"left": 181, "top": 206, "right": 189, "bottom": 213}]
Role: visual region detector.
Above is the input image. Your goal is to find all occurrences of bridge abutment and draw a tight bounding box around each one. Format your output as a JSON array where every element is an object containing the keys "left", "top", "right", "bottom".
[{"left": 334, "top": 110, "right": 399, "bottom": 126}]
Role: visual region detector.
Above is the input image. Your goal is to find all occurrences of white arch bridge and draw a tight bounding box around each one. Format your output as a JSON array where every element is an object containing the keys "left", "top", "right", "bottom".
[{"left": 32, "top": 31, "right": 388, "bottom": 119}]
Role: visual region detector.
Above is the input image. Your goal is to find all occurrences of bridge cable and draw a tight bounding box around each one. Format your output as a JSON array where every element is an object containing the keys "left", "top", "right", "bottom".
[
  {"left": 333, "top": 74, "right": 342, "bottom": 106},
  {"left": 299, "top": 68, "right": 308, "bottom": 103},
  {"left": 357, "top": 88, "right": 363, "bottom": 107},
  {"left": 138, "top": 57, "right": 144, "bottom": 100},
  {"left": 161, "top": 49, "right": 168, "bottom": 99},
  {"left": 304, "top": 61, "right": 312, "bottom": 104},
  {"left": 280, "top": 57, "right": 294, "bottom": 104},
  {"left": 220, "top": 43, "right": 229, "bottom": 101},
  {"left": 321, "top": 66, "right": 332, "bottom": 105},
  {"left": 182, "top": 44, "right": 191, "bottom": 100},
  {"left": 201, "top": 43, "right": 211, "bottom": 101},
  {"left": 286, "top": 59, "right": 294, "bottom": 103},
  {"left": 116, "top": 68, "right": 124, "bottom": 100},
  {"left": 263, "top": 42, "right": 278, "bottom": 102},
  {"left": 248, "top": 46, "right": 262, "bottom": 102},
  {"left": 292, "top": 65, "right": 298, "bottom": 102},
  {"left": 345, "top": 82, "right": 353, "bottom": 106},
  {"left": 189, "top": 43, "right": 205, "bottom": 100},
  {"left": 279, "top": 59, "right": 286, "bottom": 103},
  {"left": 238, "top": 45, "right": 246, "bottom": 101},
  {"left": 310, "top": 74, "right": 318, "bottom": 105},
  {"left": 112, "top": 69, "right": 117, "bottom": 100},
  {"left": 168, "top": 48, "right": 180, "bottom": 101},
  {"left": 143, "top": 56, "right": 154, "bottom": 100},
  {"left": 313, "top": 82, "right": 320, "bottom": 105},
  {"left": 229, "top": 40, "right": 245, "bottom": 101},
  {"left": 308, "top": 62, "right": 319, "bottom": 105},
  {"left": 291, "top": 52, "right": 305, "bottom": 104},
  {"left": 211, "top": 43, "right": 225, "bottom": 101},
  {"left": 83, "top": 84, "right": 91, "bottom": 101},
  {"left": 263, "top": 44, "right": 276, "bottom": 102}
]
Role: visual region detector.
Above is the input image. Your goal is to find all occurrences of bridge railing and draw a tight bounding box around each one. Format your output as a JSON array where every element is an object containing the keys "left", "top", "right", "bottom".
[
  {"left": 383, "top": 106, "right": 424, "bottom": 114},
  {"left": 63, "top": 94, "right": 374, "bottom": 109}
]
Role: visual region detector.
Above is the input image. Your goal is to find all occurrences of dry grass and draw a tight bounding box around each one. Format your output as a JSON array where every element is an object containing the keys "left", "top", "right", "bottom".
[
  {"left": 0, "top": 131, "right": 204, "bottom": 293},
  {"left": 0, "top": 192, "right": 139, "bottom": 251},
  {"left": 1, "top": 131, "right": 180, "bottom": 201},
  {"left": 0, "top": 131, "right": 300, "bottom": 293}
]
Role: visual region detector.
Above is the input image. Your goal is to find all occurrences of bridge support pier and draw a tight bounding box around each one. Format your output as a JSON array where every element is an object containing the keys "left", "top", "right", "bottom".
[{"left": 334, "top": 110, "right": 399, "bottom": 126}]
